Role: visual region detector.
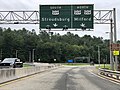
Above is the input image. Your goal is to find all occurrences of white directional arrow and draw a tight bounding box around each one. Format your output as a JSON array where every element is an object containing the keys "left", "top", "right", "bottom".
[
  {"left": 53, "top": 23, "right": 58, "bottom": 27},
  {"left": 80, "top": 23, "right": 86, "bottom": 27}
]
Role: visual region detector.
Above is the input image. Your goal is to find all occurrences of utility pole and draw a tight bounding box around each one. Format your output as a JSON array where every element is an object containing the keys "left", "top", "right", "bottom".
[
  {"left": 0, "top": 49, "right": 2, "bottom": 60},
  {"left": 32, "top": 49, "right": 35, "bottom": 63},
  {"left": 88, "top": 53, "right": 90, "bottom": 63},
  {"left": 98, "top": 46, "right": 100, "bottom": 68},
  {"left": 16, "top": 50, "right": 18, "bottom": 58},
  {"left": 106, "top": 55, "right": 107, "bottom": 64},
  {"left": 29, "top": 51, "right": 31, "bottom": 63}
]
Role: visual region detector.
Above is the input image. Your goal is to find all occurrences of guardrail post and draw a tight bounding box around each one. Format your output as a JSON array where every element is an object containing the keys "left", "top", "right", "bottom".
[
  {"left": 110, "top": 74, "right": 113, "bottom": 78},
  {"left": 116, "top": 75, "right": 119, "bottom": 80}
]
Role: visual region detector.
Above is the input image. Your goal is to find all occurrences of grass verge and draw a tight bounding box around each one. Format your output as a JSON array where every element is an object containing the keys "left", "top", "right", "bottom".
[
  {"left": 63, "top": 63, "right": 89, "bottom": 66},
  {"left": 23, "top": 64, "right": 32, "bottom": 67},
  {"left": 96, "top": 64, "right": 110, "bottom": 69}
]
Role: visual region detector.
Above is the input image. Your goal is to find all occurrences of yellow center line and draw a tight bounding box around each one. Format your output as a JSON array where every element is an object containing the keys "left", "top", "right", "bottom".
[{"left": 0, "top": 73, "right": 37, "bottom": 87}]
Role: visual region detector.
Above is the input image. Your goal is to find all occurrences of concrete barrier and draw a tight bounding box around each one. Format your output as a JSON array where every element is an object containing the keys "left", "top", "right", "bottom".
[{"left": 0, "top": 64, "right": 61, "bottom": 84}]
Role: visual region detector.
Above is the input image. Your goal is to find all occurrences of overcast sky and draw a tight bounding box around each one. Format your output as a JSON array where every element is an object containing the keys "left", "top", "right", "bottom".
[{"left": 0, "top": 0, "right": 120, "bottom": 40}]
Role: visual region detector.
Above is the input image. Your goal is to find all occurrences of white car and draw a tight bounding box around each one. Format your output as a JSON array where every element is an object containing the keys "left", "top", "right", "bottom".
[{"left": 0, "top": 58, "right": 23, "bottom": 68}]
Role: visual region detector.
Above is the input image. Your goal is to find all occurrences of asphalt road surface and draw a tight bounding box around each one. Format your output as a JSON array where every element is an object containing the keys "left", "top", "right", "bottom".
[{"left": 0, "top": 66, "right": 120, "bottom": 90}]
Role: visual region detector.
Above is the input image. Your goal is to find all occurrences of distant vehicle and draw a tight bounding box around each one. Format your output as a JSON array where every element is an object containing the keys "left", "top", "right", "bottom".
[
  {"left": 0, "top": 58, "right": 23, "bottom": 68},
  {"left": 90, "top": 61, "right": 94, "bottom": 66}
]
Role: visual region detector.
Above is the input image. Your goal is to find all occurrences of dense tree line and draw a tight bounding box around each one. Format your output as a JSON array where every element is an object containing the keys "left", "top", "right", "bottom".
[{"left": 0, "top": 27, "right": 116, "bottom": 63}]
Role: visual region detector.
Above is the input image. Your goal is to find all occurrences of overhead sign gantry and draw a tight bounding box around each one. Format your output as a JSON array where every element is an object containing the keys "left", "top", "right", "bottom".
[{"left": 0, "top": 5, "right": 118, "bottom": 70}]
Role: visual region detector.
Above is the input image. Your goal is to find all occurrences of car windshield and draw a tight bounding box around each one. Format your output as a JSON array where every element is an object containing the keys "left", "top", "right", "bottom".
[{"left": 2, "top": 59, "right": 15, "bottom": 63}]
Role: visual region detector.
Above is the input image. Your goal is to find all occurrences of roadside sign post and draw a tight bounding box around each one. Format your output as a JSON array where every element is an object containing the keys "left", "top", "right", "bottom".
[
  {"left": 111, "top": 43, "right": 120, "bottom": 71},
  {"left": 67, "top": 60, "right": 74, "bottom": 63},
  {"left": 113, "top": 51, "right": 119, "bottom": 56}
]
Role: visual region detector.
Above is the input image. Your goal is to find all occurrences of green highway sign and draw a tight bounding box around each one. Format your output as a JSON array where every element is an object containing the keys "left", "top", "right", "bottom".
[
  {"left": 72, "top": 5, "right": 94, "bottom": 29},
  {"left": 40, "top": 4, "right": 94, "bottom": 29},
  {"left": 40, "top": 5, "right": 71, "bottom": 29}
]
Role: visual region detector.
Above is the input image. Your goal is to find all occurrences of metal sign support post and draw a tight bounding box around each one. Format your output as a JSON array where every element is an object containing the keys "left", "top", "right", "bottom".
[
  {"left": 110, "top": 19, "right": 114, "bottom": 70},
  {"left": 113, "top": 8, "right": 118, "bottom": 71},
  {"left": 98, "top": 46, "right": 100, "bottom": 68}
]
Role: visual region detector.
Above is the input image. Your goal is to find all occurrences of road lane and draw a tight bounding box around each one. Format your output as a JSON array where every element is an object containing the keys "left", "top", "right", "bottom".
[
  {"left": 0, "top": 66, "right": 120, "bottom": 90},
  {"left": 65, "top": 67, "right": 100, "bottom": 90}
]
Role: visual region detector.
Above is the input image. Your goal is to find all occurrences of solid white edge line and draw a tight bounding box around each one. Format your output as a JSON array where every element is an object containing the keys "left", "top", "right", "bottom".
[{"left": 89, "top": 70, "right": 120, "bottom": 85}]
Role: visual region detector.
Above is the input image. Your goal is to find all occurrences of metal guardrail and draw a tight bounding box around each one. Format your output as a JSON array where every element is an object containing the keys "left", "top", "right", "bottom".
[{"left": 99, "top": 68, "right": 120, "bottom": 80}]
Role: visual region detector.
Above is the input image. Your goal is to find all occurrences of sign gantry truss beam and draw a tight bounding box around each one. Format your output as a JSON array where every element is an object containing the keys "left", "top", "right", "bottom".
[
  {"left": 94, "top": 10, "right": 113, "bottom": 24},
  {"left": 0, "top": 10, "right": 114, "bottom": 25},
  {"left": 0, "top": 11, "right": 39, "bottom": 24}
]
